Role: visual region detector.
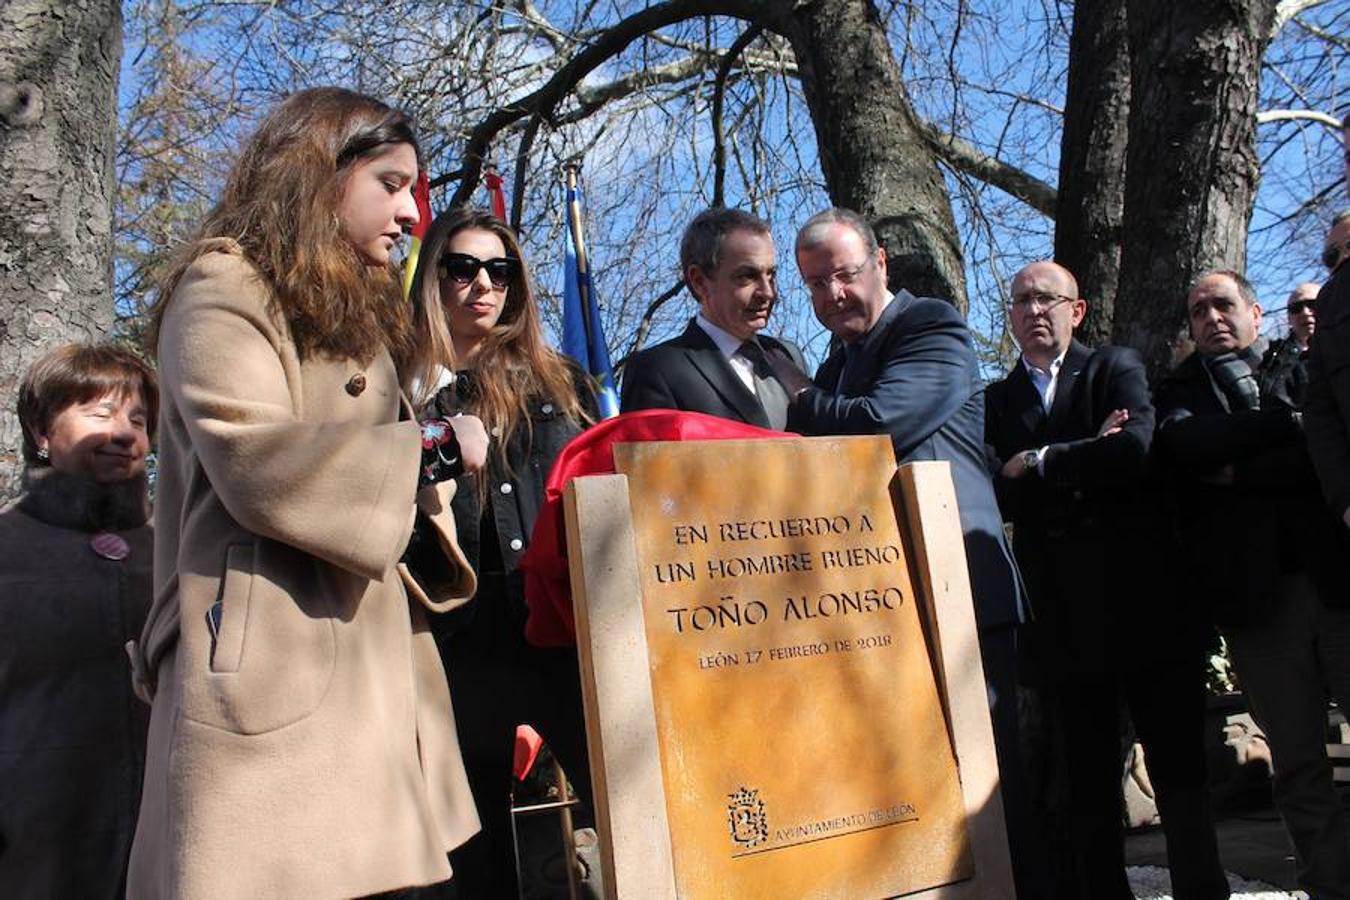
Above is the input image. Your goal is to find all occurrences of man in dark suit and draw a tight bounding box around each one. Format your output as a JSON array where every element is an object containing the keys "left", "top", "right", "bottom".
[
  {"left": 986, "top": 261, "right": 1226, "bottom": 900},
  {"left": 620, "top": 207, "right": 803, "bottom": 428},
  {"left": 1157, "top": 269, "right": 1350, "bottom": 900},
  {"left": 765, "top": 207, "right": 1041, "bottom": 898}
]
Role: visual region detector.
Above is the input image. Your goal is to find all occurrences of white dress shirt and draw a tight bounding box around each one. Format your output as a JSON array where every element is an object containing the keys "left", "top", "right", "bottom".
[
  {"left": 695, "top": 313, "right": 757, "bottom": 394},
  {"left": 1020, "top": 349, "right": 1068, "bottom": 413},
  {"left": 1019, "top": 348, "right": 1069, "bottom": 474}
]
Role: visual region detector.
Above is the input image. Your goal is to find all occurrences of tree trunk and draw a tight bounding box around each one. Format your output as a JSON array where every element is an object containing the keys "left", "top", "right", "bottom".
[
  {"left": 780, "top": 0, "right": 967, "bottom": 309},
  {"left": 1115, "top": 0, "right": 1276, "bottom": 378},
  {"left": 1055, "top": 0, "right": 1130, "bottom": 347},
  {"left": 0, "top": 0, "right": 122, "bottom": 501}
]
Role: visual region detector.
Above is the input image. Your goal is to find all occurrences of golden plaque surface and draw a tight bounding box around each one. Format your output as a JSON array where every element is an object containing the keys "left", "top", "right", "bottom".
[{"left": 614, "top": 436, "right": 973, "bottom": 898}]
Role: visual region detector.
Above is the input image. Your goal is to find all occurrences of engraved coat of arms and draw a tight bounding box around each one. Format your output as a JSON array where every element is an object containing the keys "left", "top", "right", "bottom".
[{"left": 726, "top": 786, "right": 768, "bottom": 848}]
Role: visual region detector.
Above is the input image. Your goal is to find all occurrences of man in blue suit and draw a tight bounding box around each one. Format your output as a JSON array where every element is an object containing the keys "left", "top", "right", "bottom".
[{"left": 766, "top": 207, "right": 1042, "bottom": 897}]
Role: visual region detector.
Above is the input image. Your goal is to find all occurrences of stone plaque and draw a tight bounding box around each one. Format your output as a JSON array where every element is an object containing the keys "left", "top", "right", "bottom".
[{"left": 612, "top": 436, "right": 972, "bottom": 898}]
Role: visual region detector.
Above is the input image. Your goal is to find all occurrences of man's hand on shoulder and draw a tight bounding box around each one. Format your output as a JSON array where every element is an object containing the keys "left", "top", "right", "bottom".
[{"left": 765, "top": 346, "right": 814, "bottom": 399}]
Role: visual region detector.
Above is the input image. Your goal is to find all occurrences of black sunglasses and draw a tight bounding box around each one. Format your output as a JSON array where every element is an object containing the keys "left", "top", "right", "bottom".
[
  {"left": 1289, "top": 300, "right": 1316, "bottom": 315},
  {"left": 439, "top": 252, "right": 520, "bottom": 289}
]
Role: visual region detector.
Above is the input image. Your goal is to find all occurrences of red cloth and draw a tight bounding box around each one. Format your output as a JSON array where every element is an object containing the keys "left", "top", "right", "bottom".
[
  {"left": 513, "top": 725, "right": 544, "bottom": 781},
  {"left": 519, "top": 409, "right": 791, "bottom": 647},
  {"left": 483, "top": 169, "right": 508, "bottom": 222}
]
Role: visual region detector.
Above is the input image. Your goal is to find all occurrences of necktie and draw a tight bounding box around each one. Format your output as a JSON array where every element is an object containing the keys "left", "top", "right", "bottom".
[
  {"left": 836, "top": 342, "right": 863, "bottom": 396},
  {"left": 737, "top": 340, "right": 790, "bottom": 430}
]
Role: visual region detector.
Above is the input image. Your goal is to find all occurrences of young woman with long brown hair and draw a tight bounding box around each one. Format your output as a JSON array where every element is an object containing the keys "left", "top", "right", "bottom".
[
  {"left": 409, "top": 207, "right": 596, "bottom": 896},
  {"left": 126, "top": 87, "right": 487, "bottom": 899}
]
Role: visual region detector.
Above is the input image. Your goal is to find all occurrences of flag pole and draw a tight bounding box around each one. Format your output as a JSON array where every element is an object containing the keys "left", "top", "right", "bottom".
[{"left": 564, "top": 163, "right": 597, "bottom": 353}]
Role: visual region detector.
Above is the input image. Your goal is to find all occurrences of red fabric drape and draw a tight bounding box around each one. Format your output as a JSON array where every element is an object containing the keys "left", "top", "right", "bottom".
[{"left": 519, "top": 409, "right": 791, "bottom": 647}]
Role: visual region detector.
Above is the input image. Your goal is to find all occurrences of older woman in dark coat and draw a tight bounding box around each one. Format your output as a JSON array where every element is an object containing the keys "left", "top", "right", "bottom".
[{"left": 0, "top": 343, "right": 157, "bottom": 899}]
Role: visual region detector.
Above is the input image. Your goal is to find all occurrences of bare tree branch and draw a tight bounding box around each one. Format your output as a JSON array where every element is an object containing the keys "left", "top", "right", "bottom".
[
  {"left": 1256, "top": 108, "right": 1342, "bottom": 128},
  {"left": 1270, "top": 0, "right": 1329, "bottom": 37},
  {"left": 713, "top": 25, "right": 764, "bottom": 206},
  {"left": 624, "top": 279, "right": 688, "bottom": 361},
  {"left": 448, "top": 0, "right": 773, "bottom": 208},
  {"left": 915, "top": 118, "right": 1058, "bottom": 216}
]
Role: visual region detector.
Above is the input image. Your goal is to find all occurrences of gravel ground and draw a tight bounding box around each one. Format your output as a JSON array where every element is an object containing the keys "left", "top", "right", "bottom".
[{"left": 1126, "top": 866, "right": 1305, "bottom": 900}]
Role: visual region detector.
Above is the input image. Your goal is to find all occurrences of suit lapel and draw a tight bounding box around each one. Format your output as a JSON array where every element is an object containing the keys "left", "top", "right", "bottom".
[
  {"left": 830, "top": 291, "right": 909, "bottom": 396},
  {"left": 679, "top": 320, "right": 767, "bottom": 426},
  {"left": 814, "top": 349, "right": 845, "bottom": 393},
  {"left": 1045, "top": 340, "right": 1091, "bottom": 436},
  {"left": 1006, "top": 363, "right": 1047, "bottom": 441}
]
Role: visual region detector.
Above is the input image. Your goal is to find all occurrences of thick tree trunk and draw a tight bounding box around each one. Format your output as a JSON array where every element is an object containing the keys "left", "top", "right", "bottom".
[
  {"left": 781, "top": 0, "right": 966, "bottom": 308},
  {"left": 1055, "top": 0, "right": 1130, "bottom": 347},
  {"left": 0, "top": 0, "right": 122, "bottom": 501},
  {"left": 1115, "top": 0, "right": 1276, "bottom": 378}
]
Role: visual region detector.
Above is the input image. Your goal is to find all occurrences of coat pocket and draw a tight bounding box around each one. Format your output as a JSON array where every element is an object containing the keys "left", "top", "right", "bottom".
[
  {"left": 186, "top": 541, "right": 337, "bottom": 735},
  {"left": 209, "top": 544, "right": 253, "bottom": 673}
]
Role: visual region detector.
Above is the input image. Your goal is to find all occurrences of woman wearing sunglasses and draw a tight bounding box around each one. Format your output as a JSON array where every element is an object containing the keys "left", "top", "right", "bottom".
[{"left": 409, "top": 206, "right": 597, "bottom": 896}]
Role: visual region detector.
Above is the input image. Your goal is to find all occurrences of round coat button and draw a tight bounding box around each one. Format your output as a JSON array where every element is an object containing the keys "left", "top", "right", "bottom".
[
  {"left": 509, "top": 538, "right": 523, "bottom": 551},
  {"left": 345, "top": 373, "right": 367, "bottom": 396},
  {"left": 499, "top": 482, "right": 513, "bottom": 494},
  {"left": 490, "top": 426, "right": 503, "bottom": 437},
  {"left": 541, "top": 403, "right": 554, "bottom": 414}
]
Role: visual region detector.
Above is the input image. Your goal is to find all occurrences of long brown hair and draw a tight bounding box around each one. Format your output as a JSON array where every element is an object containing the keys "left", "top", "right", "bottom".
[
  {"left": 150, "top": 87, "right": 422, "bottom": 372},
  {"left": 409, "top": 207, "right": 590, "bottom": 457}
]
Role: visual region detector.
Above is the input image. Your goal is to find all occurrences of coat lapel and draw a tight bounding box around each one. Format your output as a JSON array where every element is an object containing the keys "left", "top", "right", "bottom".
[
  {"left": 827, "top": 291, "right": 909, "bottom": 396},
  {"left": 814, "top": 349, "right": 845, "bottom": 393},
  {"left": 679, "top": 320, "right": 767, "bottom": 426},
  {"left": 1005, "top": 363, "right": 1047, "bottom": 442},
  {"left": 1045, "top": 340, "right": 1091, "bottom": 436}
]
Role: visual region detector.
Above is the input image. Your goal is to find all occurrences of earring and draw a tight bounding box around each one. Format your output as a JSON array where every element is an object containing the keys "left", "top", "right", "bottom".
[{"left": 37, "top": 447, "right": 49, "bottom": 461}]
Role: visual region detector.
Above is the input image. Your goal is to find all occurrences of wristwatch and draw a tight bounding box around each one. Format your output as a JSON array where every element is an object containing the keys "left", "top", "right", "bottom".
[{"left": 1020, "top": 449, "right": 1040, "bottom": 473}]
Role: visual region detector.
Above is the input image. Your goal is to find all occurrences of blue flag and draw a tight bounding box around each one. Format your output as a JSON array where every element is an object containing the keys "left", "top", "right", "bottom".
[{"left": 561, "top": 179, "right": 620, "bottom": 418}]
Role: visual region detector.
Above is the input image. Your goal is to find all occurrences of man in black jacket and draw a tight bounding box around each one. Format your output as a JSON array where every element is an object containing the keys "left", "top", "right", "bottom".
[
  {"left": 1307, "top": 208, "right": 1350, "bottom": 523},
  {"left": 1156, "top": 269, "right": 1350, "bottom": 900},
  {"left": 620, "top": 207, "right": 804, "bottom": 427},
  {"left": 986, "top": 261, "right": 1227, "bottom": 900}
]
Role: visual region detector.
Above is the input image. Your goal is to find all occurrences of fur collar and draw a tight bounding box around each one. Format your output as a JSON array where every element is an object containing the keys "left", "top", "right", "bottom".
[{"left": 16, "top": 467, "right": 151, "bottom": 532}]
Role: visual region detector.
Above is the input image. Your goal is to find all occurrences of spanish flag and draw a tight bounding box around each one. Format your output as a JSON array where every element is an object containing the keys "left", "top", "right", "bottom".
[{"left": 401, "top": 170, "right": 432, "bottom": 300}]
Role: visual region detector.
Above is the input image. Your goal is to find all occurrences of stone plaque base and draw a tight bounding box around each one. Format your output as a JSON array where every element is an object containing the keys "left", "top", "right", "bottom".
[{"left": 567, "top": 438, "right": 1014, "bottom": 899}]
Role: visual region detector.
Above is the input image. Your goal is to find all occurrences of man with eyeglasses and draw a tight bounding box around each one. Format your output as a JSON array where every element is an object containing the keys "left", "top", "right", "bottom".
[
  {"left": 620, "top": 207, "right": 805, "bottom": 429},
  {"left": 1156, "top": 269, "right": 1350, "bottom": 899},
  {"left": 764, "top": 207, "right": 1043, "bottom": 899},
  {"left": 986, "top": 262, "right": 1226, "bottom": 900}
]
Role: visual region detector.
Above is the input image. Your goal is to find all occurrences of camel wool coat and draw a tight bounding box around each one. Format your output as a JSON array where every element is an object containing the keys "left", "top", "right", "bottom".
[{"left": 126, "top": 243, "right": 480, "bottom": 899}]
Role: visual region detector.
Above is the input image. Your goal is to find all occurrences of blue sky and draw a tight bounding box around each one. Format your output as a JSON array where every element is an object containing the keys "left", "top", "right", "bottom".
[{"left": 117, "top": 0, "right": 1346, "bottom": 375}]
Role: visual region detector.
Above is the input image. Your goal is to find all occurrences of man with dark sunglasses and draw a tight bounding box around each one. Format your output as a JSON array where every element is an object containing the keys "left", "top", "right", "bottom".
[
  {"left": 1285, "top": 282, "right": 1319, "bottom": 352},
  {"left": 1258, "top": 282, "right": 1320, "bottom": 410}
]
